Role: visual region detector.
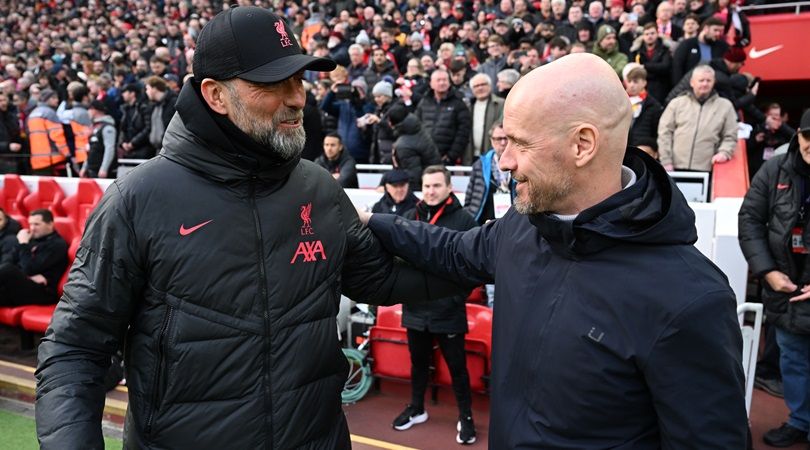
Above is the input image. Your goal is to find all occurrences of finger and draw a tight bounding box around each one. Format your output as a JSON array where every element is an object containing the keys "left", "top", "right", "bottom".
[{"left": 790, "top": 291, "right": 810, "bottom": 302}]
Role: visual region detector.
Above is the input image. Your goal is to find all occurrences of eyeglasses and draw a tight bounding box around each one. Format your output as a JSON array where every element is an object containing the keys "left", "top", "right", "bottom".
[
  {"left": 490, "top": 136, "right": 508, "bottom": 142},
  {"left": 472, "top": 83, "right": 489, "bottom": 89}
]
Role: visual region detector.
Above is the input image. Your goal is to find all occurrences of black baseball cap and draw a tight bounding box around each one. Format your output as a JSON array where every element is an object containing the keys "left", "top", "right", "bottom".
[{"left": 193, "top": 6, "right": 336, "bottom": 83}]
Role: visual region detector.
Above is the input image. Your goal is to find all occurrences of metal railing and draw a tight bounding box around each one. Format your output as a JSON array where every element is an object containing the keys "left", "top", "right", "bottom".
[{"left": 738, "top": 1, "right": 810, "bottom": 13}]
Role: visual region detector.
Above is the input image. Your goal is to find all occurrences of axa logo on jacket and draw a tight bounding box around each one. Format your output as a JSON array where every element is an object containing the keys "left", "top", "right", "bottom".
[{"left": 291, "top": 203, "right": 327, "bottom": 264}]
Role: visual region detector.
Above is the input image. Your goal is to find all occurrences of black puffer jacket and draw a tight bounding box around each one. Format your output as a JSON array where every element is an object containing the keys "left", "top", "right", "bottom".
[
  {"left": 0, "top": 215, "right": 22, "bottom": 264},
  {"left": 415, "top": 88, "right": 471, "bottom": 163},
  {"left": 119, "top": 100, "right": 154, "bottom": 159},
  {"left": 401, "top": 194, "right": 476, "bottom": 333},
  {"left": 739, "top": 135, "right": 810, "bottom": 334},
  {"left": 629, "top": 39, "right": 672, "bottom": 104},
  {"left": 629, "top": 95, "right": 664, "bottom": 149},
  {"left": 35, "top": 81, "right": 457, "bottom": 450},
  {"left": 392, "top": 113, "right": 442, "bottom": 192}
]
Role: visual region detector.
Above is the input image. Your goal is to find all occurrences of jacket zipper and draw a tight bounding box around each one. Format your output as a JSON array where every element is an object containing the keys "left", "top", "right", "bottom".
[
  {"left": 145, "top": 305, "right": 174, "bottom": 437},
  {"left": 687, "top": 102, "right": 704, "bottom": 170},
  {"left": 249, "top": 179, "right": 273, "bottom": 450}
]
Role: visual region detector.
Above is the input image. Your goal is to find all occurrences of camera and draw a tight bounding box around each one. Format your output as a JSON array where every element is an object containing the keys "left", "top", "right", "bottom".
[{"left": 334, "top": 84, "right": 354, "bottom": 100}]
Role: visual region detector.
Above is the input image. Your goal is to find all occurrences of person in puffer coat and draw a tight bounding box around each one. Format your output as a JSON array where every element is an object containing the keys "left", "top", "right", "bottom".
[
  {"left": 35, "top": 8, "right": 464, "bottom": 450},
  {"left": 415, "top": 69, "right": 472, "bottom": 164},
  {"left": 739, "top": 111, "right": 810, "bottom": 448},
  {"left": 388, "top": 104, "right": 442, "bottom": 192}
]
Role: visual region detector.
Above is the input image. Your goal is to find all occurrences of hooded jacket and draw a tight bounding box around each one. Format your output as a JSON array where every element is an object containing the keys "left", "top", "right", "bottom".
[
  {"left": 657, "top": 90, "right": 738, "bottom": 171},
  {"left": 314, "top": 149, "right": 359, "bottom": 188},
  {"left": 35, "top": 80, "right": 456, "bottom": 450},
  {"left": 739, "top": 135, "right": 810, "bottom": 334},
  {"left": 392, "top": 113, "right": 442, "bottom": 192},
  {"left": 368, "top": 148, "right": 747, "bottom": 448},
  {"left": 592, "top": 26, "right": 628, "bottom": 77}
]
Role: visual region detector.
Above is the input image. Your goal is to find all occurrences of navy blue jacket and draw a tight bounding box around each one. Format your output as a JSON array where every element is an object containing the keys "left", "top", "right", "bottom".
[{"left": 369, "top": 148, "right": 747, "bottom": 449}]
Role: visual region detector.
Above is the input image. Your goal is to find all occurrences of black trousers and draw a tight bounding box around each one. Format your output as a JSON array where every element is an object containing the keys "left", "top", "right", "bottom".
[
  {"left": 407, "top": 328, "right": 473, "bottom": 417},
  {"left": 0, "top": 263, "right": 57, "bottom": 306}
]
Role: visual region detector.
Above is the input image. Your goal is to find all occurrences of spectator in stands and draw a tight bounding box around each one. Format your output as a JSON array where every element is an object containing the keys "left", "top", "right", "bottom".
[
  {"left": 464, "top": 122, "right": 513, "bottom": 224},
  {"left": 26, "top": 89, "right": 70, "bottom": 176},
  {"left": 542, "top": 37, "right": 570, "bottom": 64},
  {"left": 624, "top": 64, "right": 664, "bottom": 159},
  {"left": 415, "top": 69, "right": 472, "bottom": 164},
  {"left": 466, "top": 73, "right": 504, "bottom": 165},
  {"left": 360, "top": 53, "right": 747, "bottom": 448},
  {"left": 81, "top": 100, "right": 117, "bottom": 179},
  {"left": 629, "top": 23, "right": 673, "bottom": 104},
  {"left": 35, "top": 8, "right": 461, "bottom": 450},
  {"left": 144, "top": 75, "right": 177, "bottom": 154},
  {"left": 0, "top": 92, "right": 23, "bottom": 174},
  {"left": 371, "top": 169, "right": 419, "bottom": 216},
  {"left": 57, "top": 82, "right": 91, "bottom": 170},
  {"left": 321, "top": 76, "right": 375, "bottom": 163},
  {"left": 557, "top": 5, "right": 585, "bottom": 44},
  {"left": 0, "top": 209, "right": 68, "bottom": 306},
  {"left": 315, "top": 132, "right": 358, "bottom": 188},
  {"left": 363, "top": 46, "right": 399, "bottom": 91},
  {"left": 747, "top": 103, "right": 795, "bottom": 178},
  {"left": 478, "top": 35, "right": 509, "bottom": 86},
  {"left": 347, "top": 44, "right": 368, "bottom": 82},
  {"left": 362, "top": 81, "right": 398, "bottom": 164},
  {"left": 393, "top": 165, "right": 478, "bottom": 445},
  {"left": 739, "top": 110, "right": 810, "bottom": 448},
  {"left": 671, "top": 16, "right": 728, "bottom": 84},
  {"left": 0, "top": 208, "right": 22, "bottom": 264},
  {"left": 389, "top": 104, "right": 442, "bottom": 192},
  {"left": 495, "top": 68, "right": 520, "bottom": 98},
  {"left": 301, "top": 87, "right": 325, "bottom": 162},
  {"left": 118, "top": 83, "right": 155, "bottom": 160},
  {"left": 593, "top": 24, "right": 628, "bottom": 77},
  {"left": 658, "top": 64, "right": 737, "bottom": 172},
  {"left": 655, "top": 1, "right": 684, "bottom": 42}
]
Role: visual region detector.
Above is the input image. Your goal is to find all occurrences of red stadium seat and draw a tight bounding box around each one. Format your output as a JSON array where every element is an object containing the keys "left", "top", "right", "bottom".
[
  {"left": 369, "top": 325, "right": 412, "bottom": 380},
  {"left": 53, "top": 218, "right": 77, "bottom": 246},
  {"left": 57, "top": 238, "right": 81, "bottom": 297},
  {"left": 60, "top": 178, "right": 103, "bottom": 234},
  {"left": 1, "top": 174, "right": 30, "bottom": 220},
  {"left": 375, "top": 305, "right": 403, "bottom": 328},
  {"left": 0, "top": 306, "right": 30, "bottom": 327},
  {"left": 21, "top": 177, "right": 66, "bottom": 217},
  {"left": 20, "top": 305, "right": 57, "bottom": 334},
  {"left": 466, "top": 285, "right": 487, "bottom": 304}
]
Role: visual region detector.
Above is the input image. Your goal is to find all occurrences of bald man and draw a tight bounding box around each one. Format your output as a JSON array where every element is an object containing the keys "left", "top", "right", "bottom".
[{"left": 360, "top": 54, "right": 747, "bottom": 448}]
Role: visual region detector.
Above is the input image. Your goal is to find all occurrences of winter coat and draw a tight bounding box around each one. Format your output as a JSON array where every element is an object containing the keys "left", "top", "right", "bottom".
[
  {"left": 320, "top": 91, "right": 375, "bottom": 163},
  {"left": 314, "top": 150, "right": 359, "bottom": 189},
  {"left": 362, "top": 60, "right": 399, "bottom": 92},
  {"left": 401, "top": 194, "right": 476, "bottom": 334},
  {"left": 739, "top": 136, "right": 810, "bottom": 334},
  {"left": 0, "top": 108, "right": 22, "bottom": 173},
  {"left": 415, "top": 88, "right": 472, "bottom": 163},
  {"left": 35, "top": 80, "right": 452, "bottom": 450},
  {"left": 368, "top": 148, "right": 747, "bottom": 448},
  {"left": 477, "top": 55, "right": 508, "bottom": 87},
  {"left": 392, "top": 113, "right": 442, "bottom": 192},
  {"left": 0, "top": 215, "right": 22, "bottom": 264},
  {"left": 119, "top": 100, "right": 155, "bottom": 159},
  {"left": 371, "top": 100, "right": 397, "bottom": 164},
  {"left": 85, "top": 115, "right": 117, "bottom": 177},
  {"left": 466, "top": 95, "right": 504, "bottom": 165},
  {"left": 463, "top": 149, "right": 514, "bottom": 224},
  {"left": 629, "top": 39, "right": 673, "bottom": 104},
  {"left": 371, "top": 191, "right": 419, "bottom": 216},
  {"left": 301, "top": 91, "right": 324, "bottom": 162},
  {"left": 12, "top": 231, "right": 68, "bottom": 297},
  {"left": 592, "top": 42, "right": 628, "bottom": 78},
  {"left": 671, "top": 37, "right": 728, "bottom": 85},
  {"left": 629, "top": 95, "right": 664, "bottom": 149},
  {"left": 657, "top": 90, "right": 738, "bottom": 171}
]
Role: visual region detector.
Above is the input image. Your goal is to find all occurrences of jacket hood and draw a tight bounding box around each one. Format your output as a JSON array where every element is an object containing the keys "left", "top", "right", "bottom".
[
  {"left": 394, "top": 113, "right": 422, "bottom": 136},
  {"left": 161, "top": 80, "right": 299, "bottom": 183},
  {"left": 528, "top": 147, "right": 697, "bottom": 258},
  {"left": 93, "top": 115, "right": 116, "bottom": 126}
]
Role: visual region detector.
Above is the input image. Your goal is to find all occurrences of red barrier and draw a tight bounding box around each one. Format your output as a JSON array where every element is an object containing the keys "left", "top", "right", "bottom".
[{"left": 712, "top": 139, "right": 750, "bottom": 200}]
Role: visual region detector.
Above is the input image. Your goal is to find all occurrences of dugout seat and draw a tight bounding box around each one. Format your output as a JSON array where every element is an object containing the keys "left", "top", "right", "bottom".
[
  {"left": 22, "top": 177, "right": 66, "bottom": 217},
  {"left": 1, "top": 174, "right": 30, "bottom": 221},
  {"left": 61, "top": 178, "right": 103, "bottom": 234},
  {"left": 369, "top": 305, "right": 411, "bottom": 380}
]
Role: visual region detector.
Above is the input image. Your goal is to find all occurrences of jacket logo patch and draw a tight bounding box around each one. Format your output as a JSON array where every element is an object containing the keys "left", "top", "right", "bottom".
[
  {"left": 290, "top": 240, "right": 327, "bottom": 264},
  {"left": 179, "top": 219, "right": 213, "bottom": 236},
  {"left": 777, "top": 183, "right": 790, "bottom": 190},
  {"left": 587, "top": 327, "right": 604, "bottom": 343},
  {"left": 300, "top": 202, "right": 314, "bottom": 236}
]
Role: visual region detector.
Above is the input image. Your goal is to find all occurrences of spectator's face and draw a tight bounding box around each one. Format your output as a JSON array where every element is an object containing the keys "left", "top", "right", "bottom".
[
  {"left": 658, "top": 3, "right": 673, "bottom": 20},
  {"left": 683, "top": 18, "right": 699, "bottom": 35},
  {"left": 599, "top": 34, "right": 617, "bottom": 51},
  {"left": 765, "top": 108, "right": 783, "bottom": 130},
  {"left": 709, "top": 24, "right": 725, "bottom": 41},
  {"left": 642, "top": 27, "right": 658, "bottom": 45},
  {"left": 539, "top": 24, "right": 555, "bottom": 39},
  {"left": 349, "top": 50, "right": 364, "bottom": 66},
  {"left": 487, "top": 41, "right": 502, "bottom": 58},
  {"left": 374, "top": 94, "right": 390, "bottom": 107},
  {"left": 450, "top": 69, "right": 466, "bottom": 85},
  {"left": 385, "top": 182, "right": 409, "bottom": 203},
  {"left": 568, "top": 7, "right": 583, "bottom": 24},
  {"left": 421, "top": 55, "right": 435, "bottom": 71},
  {"left": 674, "top": 0, "right": 687, "bottom": 12},
  {"left": 578, "top": 29, "right": 592, "bottom": 43},
  {"left": 589, "top": 2, "right": 603, "bottom": 19},
  {"left": 411, "top": 39, "right": 423, "bottom": 51},
  {"left": 527, "top": 49, "right": 540, "bottom": 65},
  {"left": 551, "top": 45, "right": 568, "bottom": 58},
  {"left": 150, "top": 60, "right": 166, "bottom": 75},
  {"left": 0, "top": 95, "right": 7, "bottom": 111},
  {"left": 323, "top": 135, "right": 343, "bottom": 159},
  {"left": 689, "top": 69, "right": 715, "bottom": 98},
  {"left": 624, "top": 76, "right": 646, "bottom": 96},
  {"left": 372, "top": 50, "right": 386, "bottom": 66},
  {"left": 552, "top": 1, "right": 565, "bottom": 14},
  {"left": 29, "top": 214, "right": 53, "bottom": 240},
  {"left": 421, "top": 172, "right": 453, "bottom": 206},
  {"left": 430, "top": 70, "right": 450, "bottom": 95},
  {"left": 490, "top": 126, "right": 508, "bottom": 156},
  {"left": 800, "top": 130, "right": 810, "bottom": 164},
  {"left": 93, "top": 60, "right": 104, "bottom": 74},
  {"left": 496, "top": 77, "right": 512, "bottom": 93}
]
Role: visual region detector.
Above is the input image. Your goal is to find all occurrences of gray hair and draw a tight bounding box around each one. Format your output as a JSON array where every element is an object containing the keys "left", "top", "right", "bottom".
[
  {"left": 348, "top": 44, "right": 364, "bottom": 55},
  {"left": 497, "top": 69, "right": 521, "bottom": 86},
  {"left": 469, "top": 73, "right": 492, "bottom": 89},
  {"left": 691, "top": 64, "right": 715, "bottom": 80}
]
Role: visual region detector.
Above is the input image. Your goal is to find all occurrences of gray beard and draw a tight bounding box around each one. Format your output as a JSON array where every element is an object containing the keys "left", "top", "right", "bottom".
[{"left": 226, "top": 89, "right": 306, "bottom": 160}]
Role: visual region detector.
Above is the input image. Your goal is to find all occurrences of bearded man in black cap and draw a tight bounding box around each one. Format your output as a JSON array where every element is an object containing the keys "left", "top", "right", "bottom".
[{"left": 35, "top": 7, "right": 461, "bottom": 449}]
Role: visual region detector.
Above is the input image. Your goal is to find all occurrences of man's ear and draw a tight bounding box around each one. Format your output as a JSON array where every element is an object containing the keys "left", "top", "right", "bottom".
[
  {"left": 200, "top": 78, "right": 229, "bottom": 115},
  {"left": 573, "top": 123, "right": 599, "bottom": 168}
]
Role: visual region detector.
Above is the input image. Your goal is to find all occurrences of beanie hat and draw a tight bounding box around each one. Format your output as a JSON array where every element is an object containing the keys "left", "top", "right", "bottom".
[
  {"left": 596, "top": 24, "right": 617, "bottom": 43},
  {"left": 387, "top": 104, "right": 408, "bottom": 126},
  {"left": 372, "top": 81, "right": 393, "bottom": 98},
  {"left": 39, "top": 89, "right": 57, "bottom": 103},
  {"left": 621, "top": 62, "right": 644, "bottom": 81},
  {"left": 355, "top": 30, "right": 371, "bottom": 46},
  {"left": 409, "top": 32, "right": 423, "bottom": 42}
]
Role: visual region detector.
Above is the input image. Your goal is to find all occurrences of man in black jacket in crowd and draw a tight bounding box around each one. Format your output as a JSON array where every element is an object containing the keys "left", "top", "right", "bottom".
[
  {"left": 415, "top": 69, "right": 472, "bottom": 164},
  {"left": 393, "top": 165, "right": 478, "bottom": 445},
  {"left": 739, "top": 110, "right": 810, "bottom": 448},
  {"left": 118, "top": 83, "right": 155, "bottom": 160},
  {"left": 314, "top": 132, "right": 358, "bottom": 188},
  {"left": 0, "top": 209, "right": 68, "bottom": 306},
  {"left": 389, "top": 104, "right": 442, "bottom": 192},
  {"left": 371, "top": 169, "right": 418, "bottom": 216},
  {"left": 671, "top": 16, "right": 727, "bottom": 85},
  {"left": 35, "top": 8, "right": 463, "bottom": 450},
  {"left": 361, "top": 53, "right": 747, "bottom": 448},
  {"left": 144, "top": 75, "right": 177, "bottom": 154},
  {"left": 0, "top": 207, "right": 22, "bottom": 263}
]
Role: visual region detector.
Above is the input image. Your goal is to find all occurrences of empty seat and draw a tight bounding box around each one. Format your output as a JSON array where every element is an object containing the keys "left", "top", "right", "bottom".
[
  {"left": 369, "top": 325, "right": 412, "bottom": 380},
  {"left": 0, "top": 306, "right": 30, "bottom": 327},
  {"left": 1, "top": 174, "right": 30, "bottom": 221},
  {"left": 20, "top": 304, "right": 57, "bottom": 334},
  {"left": 61, "top": 178, "right": 103, "bottom": 234},
  {"left": 22, "top": 177, "right": 66, "bottom": 217},
  {"left": 433, "top": 337, "right": 490, "bottom": 393}
]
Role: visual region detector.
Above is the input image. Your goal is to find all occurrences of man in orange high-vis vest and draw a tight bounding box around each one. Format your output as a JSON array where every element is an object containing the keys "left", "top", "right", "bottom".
[
  {"left": 26, "top": 89, "right": 70, "bottom": 175},
  {"left": 57, "top": 82, "right": 91, "bottom": 167}
]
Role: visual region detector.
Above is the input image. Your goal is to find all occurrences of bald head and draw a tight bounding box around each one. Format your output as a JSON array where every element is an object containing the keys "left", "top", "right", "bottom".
[{"left": 499, "top": 53, "right": 633, "bottom": 215}]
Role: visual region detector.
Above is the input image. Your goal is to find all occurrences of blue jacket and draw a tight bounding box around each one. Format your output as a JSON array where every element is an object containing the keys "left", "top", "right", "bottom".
[
  {"left": 369, "top": 148, "right": 747, "bottom": 449},
  {"left": 320, "top": 91, "right": 374, "bottom": 162}
]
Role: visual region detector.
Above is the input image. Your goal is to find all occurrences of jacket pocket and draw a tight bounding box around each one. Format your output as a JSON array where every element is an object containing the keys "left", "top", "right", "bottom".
[{"left": 145, "top": 304, "right": 176, "bottom": 439}]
